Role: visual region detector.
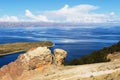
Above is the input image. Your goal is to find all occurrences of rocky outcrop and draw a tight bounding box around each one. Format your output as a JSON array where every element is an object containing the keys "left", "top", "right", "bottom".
[
  {"left": 54, "top": 49, "right": 67, "bottom": 66},
  {"left": 107, "top": 52, "right": 120, "bottom": 62},
  {"left": 0, "top": 47, "right": 67, "bottom": 80}
]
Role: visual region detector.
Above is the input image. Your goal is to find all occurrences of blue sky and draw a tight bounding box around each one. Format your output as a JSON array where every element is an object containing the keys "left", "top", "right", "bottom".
[{"left": 0, "top": 0, "right": 120, "bottom": 23}]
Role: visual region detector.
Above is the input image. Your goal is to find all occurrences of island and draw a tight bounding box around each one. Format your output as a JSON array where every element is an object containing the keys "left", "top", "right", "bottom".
[{"left": 0, "top": 41, "right": 54, "bottom": 56}]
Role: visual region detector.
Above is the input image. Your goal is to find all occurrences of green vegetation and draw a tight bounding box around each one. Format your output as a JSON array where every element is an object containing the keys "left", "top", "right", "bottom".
[
  {"left": 0, "top": 41, "right": 54, "bottom": 56},
  {"left": 68, "top": 41, "right": 120, "bottom": 65}
]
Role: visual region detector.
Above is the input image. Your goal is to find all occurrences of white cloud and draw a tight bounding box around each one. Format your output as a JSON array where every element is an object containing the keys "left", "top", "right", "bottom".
[
  {"left": 110, "top": 12, "right": 115, "bottom": 16},
  {"left": 0, "top": 4, "right": 117, "bottom": 23},
  {"left": 25, "top": 4, "right": 117, "bottom": 23},
  {"left": 44, "top": 4, "right": 114, "bottom": 23},
  {"left": 25, "top": 9, "right": 51, "bottom": 22},
  {"left": 0, "top": 15, "right": 19, "bottom": 22}
]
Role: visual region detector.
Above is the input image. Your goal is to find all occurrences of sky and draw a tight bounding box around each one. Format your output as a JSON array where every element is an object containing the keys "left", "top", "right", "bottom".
[{"left": 0, "top": 0, "right": 120, "bottom": 23}]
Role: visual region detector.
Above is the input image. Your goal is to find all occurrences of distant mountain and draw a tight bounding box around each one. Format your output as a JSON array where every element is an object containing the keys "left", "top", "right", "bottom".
[{"left": 0, "top": 22, "right": 120, "bottom": 27}]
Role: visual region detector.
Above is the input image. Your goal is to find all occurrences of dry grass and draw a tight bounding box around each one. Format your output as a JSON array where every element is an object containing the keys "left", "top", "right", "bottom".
[{"left": 0, "top": 41, "right": 54, "bottom": 56}]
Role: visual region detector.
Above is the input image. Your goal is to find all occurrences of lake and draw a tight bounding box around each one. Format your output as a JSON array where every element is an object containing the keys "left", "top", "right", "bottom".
[{"left": 0, "top": 26, "right": 120, "bottom": 67}]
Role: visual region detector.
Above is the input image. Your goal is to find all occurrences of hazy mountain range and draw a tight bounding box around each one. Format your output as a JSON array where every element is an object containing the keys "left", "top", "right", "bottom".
[{"left": 0, "top": 22, "right": 120, "bottom": 27}]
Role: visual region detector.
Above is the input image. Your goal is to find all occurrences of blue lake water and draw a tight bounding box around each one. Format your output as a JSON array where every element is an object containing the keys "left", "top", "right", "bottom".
[{"left": 0, "top": 26, "right": 120, "bottom": 67}]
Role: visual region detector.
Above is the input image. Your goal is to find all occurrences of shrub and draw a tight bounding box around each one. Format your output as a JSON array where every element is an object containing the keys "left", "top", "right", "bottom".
[{"left": 68, "top": 41, "right": 120, "bottom": 65}]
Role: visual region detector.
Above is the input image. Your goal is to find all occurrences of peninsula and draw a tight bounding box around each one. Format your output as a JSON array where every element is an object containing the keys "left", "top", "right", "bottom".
[{"left": 0, "top": 41, "right": 54, "bottom": 56}]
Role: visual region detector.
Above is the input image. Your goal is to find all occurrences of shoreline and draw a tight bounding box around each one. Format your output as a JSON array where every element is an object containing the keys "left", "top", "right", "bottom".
[
  {"left": 0, "top": 41, "right": 54, "bottom": 57},
  {"left": 0, "top": 50, "right": 26, "bottom": 56}
]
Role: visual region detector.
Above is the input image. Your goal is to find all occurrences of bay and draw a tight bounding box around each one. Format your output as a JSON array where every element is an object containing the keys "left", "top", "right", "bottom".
[{"left": 0, "top": 26, "right": 120, "bottom": 67}]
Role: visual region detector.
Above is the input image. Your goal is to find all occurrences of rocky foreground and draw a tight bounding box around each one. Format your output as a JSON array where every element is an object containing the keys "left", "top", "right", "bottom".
[{"left": 0, "top": 47, "right": 120, "bottom": 80}]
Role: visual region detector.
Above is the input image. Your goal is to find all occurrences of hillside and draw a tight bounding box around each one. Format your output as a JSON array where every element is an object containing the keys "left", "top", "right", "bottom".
[
  {"left": 68, "top": 41, "right": 120, "bottom": 65},
  {"left": 20, "top": 61, "right": 120, "bottom": 80},
  {"left": 0, "top": 46, "right": 120, "bottom": 80}
]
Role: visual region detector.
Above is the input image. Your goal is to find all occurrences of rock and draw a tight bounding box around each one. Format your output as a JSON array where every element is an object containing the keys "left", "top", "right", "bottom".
[
  {"left": 22, "top": 47, "right": 53, "bottom": 70},
  {"left": 107, "top": 52, "right": 120, "bottom": 62},
  {"left": 54, "top": 49, "right": 67, "bottom": 66},
  {"left": 0, "top": 47, "right": 67, "bottom": 80}
]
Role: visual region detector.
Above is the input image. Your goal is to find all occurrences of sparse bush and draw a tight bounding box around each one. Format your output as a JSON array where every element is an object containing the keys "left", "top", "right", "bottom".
[{"left": 68, "top": 41, "right": 120, "bottom": 65}]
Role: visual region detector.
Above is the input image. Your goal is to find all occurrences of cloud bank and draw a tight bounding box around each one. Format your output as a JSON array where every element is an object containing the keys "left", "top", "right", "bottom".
[
  {"left": 0, "top": 4, "right": 119, "bottom": 23},
  {"left": 0, "top": 15, "right": 19, "bottom": 22}
]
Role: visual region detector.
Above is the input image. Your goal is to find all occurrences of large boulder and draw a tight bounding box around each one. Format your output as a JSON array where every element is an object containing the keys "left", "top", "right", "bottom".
[
  {"left": 54, "top": 49, "right": 67, "bottom": 66},
  {"left": 19, "top": 47, "right": 53, "bottom": 70},
  {"left": 0, "top": 47, "right": 67, "bottom": 80}
]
